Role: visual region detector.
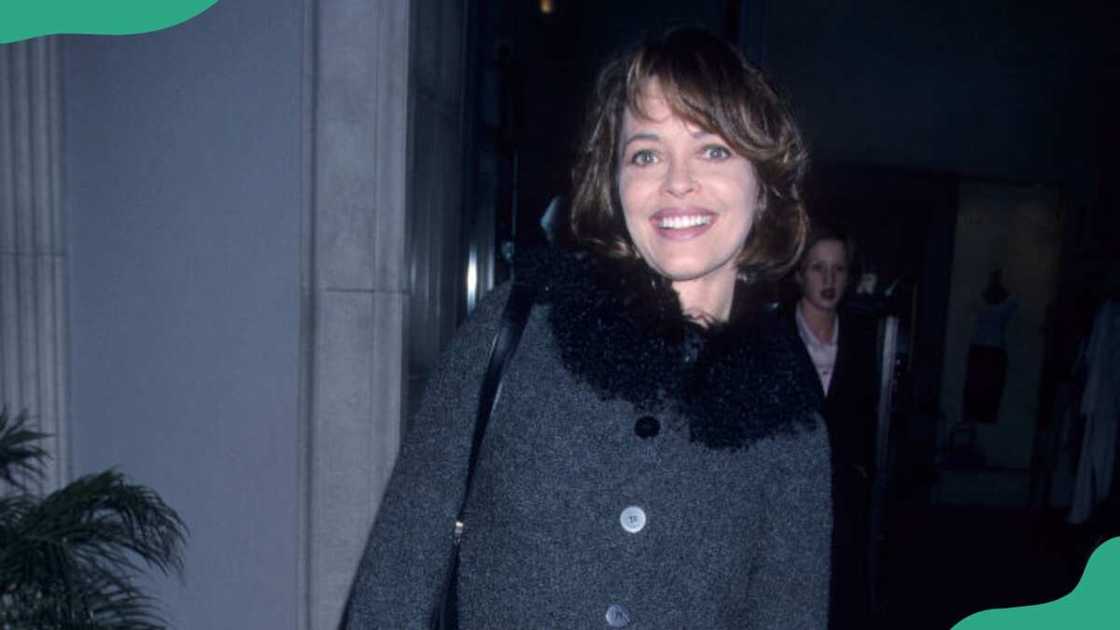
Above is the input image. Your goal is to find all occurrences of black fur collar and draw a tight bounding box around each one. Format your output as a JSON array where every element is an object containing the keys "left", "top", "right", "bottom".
[{"left": 518, "top": 248, "right": 822, "bottom": 451}]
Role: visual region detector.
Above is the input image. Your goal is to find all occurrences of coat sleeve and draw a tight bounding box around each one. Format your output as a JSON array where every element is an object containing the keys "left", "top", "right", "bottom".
[
  {"left": 745, "top": 412, "right": 832, "bottom": 629},
  {"left": 344, "top": 283, "right": 513, "bottom": 629}
]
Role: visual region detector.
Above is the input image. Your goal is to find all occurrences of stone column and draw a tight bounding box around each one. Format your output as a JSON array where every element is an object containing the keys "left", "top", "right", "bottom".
[
  {"left": 300, "top": 2, "right": 412, "bottom": 628},
  {"left": 0, "top": 37, "right": 66, "bottom": 492},
  {"left": 300, "top": 2, "right": 475, "bottom": 626}
]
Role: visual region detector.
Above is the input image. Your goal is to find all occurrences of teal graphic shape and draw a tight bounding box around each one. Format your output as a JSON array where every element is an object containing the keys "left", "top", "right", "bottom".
[
  {"left": 0, "top": 1, "right": 218, "bottom": 44},
  {"left": 953, "top": 536, "right": 1120, "bottom": 629}
]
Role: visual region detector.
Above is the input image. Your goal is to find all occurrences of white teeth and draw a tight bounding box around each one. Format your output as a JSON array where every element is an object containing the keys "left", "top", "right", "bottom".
[{"left": 658, "top": 215, "right": 712, "bottom": 229}]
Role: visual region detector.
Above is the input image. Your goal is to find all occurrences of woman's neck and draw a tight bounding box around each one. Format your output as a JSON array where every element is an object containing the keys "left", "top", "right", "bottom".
[
  {"left": 673, "top": 268, "right": 737, "bottom": 326},
  {"left": 798, "top": 298, "right": 837, "bottom": 343}
]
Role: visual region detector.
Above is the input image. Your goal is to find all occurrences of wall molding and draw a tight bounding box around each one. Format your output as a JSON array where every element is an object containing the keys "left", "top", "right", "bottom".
[{"left": 0, "top": 36, "right": 67, "bottom": 492}]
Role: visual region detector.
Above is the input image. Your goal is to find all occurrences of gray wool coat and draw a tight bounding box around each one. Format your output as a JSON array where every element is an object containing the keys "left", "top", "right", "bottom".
[{"left": 346, "top": 261, "right": 832, "bottom": 629}]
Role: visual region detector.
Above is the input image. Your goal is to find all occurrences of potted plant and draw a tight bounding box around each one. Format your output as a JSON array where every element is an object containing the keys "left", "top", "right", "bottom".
[{"left": 0, "top": 409, "right": 186, "bottom": 629}]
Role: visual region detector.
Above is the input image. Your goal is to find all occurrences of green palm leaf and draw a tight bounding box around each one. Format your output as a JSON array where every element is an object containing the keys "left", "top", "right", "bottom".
[
  {"left": 0, "top": 409, "right": 187, "bottom": 629},
  {"left": 0, "top": 408, "right": 48, "bottom": 489}
]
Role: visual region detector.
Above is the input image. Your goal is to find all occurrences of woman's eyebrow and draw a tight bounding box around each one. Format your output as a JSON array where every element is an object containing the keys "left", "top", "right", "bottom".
[{"left": 620, "top": 132, "right": 659, "bottom": 149}]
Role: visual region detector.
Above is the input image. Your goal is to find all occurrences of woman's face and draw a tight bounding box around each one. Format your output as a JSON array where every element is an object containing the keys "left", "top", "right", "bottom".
[
  {"left": 616, "top": 82, "right": 759, "bottom": 301},
  {"left": 796, "top": 238, "right": 849, "bottom": 313}
]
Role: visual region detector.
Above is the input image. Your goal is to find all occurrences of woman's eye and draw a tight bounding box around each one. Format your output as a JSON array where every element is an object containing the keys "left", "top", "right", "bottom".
[
  {"left": 703, "top": 145, "right": 732, "bottom": 160},
  {"left": 630, "top": 150, "right": 657, "bottom": 166}
]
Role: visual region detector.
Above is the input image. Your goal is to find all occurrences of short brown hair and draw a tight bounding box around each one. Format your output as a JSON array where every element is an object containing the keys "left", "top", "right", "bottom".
[
  {"left": 570, "top": 27, "right": 809, "bottom": 281},
  {"left": 800, "top": 223, "right": 857, "bottom": 271}
]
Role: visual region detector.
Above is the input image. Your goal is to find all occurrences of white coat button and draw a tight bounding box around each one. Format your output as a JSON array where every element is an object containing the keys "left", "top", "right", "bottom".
[
  {"left": 619, "top": 505, "right": 646, "bottom": 533},
  {"left": 605, "top": 603, "right": 631, "bottom": 627}
]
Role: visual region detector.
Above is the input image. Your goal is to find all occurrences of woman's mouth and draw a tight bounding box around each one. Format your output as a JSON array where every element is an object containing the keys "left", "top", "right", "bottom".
[
  {"left": 650, "top": 210, "right": 716, "bottom": 240},
  {"left": 821, "top": 288, "right": 837, "bottom": 301}
]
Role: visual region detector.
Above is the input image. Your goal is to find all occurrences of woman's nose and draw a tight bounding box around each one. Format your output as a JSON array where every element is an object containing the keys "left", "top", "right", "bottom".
[{"left": 663, "top": 159, "right": 696, "bottom": 196}]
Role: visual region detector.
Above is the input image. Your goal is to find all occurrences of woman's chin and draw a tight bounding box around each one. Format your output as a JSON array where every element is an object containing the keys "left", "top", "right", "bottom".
[
  {"left": 644, "top": 256, "right": 736, "bottom": 286},
  {"left": 658, "top": 266, "right": 723, "bottom": 285}
]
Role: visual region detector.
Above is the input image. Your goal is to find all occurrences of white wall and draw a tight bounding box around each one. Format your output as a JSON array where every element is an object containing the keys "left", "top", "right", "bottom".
[{"left": 65, "top": 1, "right": 305, "bottom": 627}]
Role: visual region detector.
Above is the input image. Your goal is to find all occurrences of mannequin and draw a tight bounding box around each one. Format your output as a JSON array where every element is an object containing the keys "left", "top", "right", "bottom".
[{"left": 963, "top": 269, "right": 1017, "bottom": 424}]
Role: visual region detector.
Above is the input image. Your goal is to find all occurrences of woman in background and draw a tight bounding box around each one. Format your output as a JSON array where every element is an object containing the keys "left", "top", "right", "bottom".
[
  {"left": 790, "top": 226, "right": 879, "bottom": 628},
  {"left": 346, "top": 28, "right": 831, "bottom": 629}
]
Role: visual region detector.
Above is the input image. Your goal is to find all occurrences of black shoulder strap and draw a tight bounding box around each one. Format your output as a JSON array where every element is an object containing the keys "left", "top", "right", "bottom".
[{"left": 456, "top": 281, "right": 536, "bottom": 524}]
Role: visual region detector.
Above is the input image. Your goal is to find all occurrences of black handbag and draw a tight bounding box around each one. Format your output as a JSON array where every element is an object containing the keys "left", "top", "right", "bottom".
[{"left": 429, "top": 281, "right": 536, "bottom": 630}]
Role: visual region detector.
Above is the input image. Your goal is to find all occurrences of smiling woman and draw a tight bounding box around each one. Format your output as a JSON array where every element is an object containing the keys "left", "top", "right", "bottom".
[
  {"left": 617, "top": 81, "right": 761, "bottom": 321},
  {"left": 345, "top": 27, "right": 829, "bottom": 630}
]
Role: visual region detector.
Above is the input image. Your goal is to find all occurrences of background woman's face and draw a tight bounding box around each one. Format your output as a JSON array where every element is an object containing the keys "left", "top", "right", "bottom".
[
  {"left": 797, "top": 238, "right": 849, "bottom": 312},
  {"left": 616, "top": 82, "right": 758, "bottom": 292}
]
